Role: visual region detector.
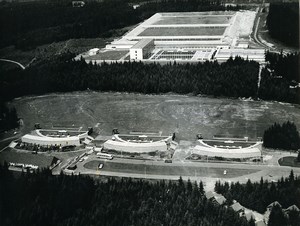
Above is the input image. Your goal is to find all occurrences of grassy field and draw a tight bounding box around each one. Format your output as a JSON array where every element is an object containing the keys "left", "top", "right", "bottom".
[
  {"left": 9, "top": 92, "right": 300, "bottom": 141},
  {"left": 138, "top": 27, "right": 226, "bottom": 36},
  {"left": 84, "top": 160, "right": 260, "bottom": 178},
  {"left": 278, "top": 156, "right": 300, "bottom": 168}
]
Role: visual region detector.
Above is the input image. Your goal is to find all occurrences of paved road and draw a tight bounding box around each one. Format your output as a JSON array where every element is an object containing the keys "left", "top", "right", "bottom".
[
  {"left": 251, "top": 2, "right": 271, "bottom": 50},
  {"left": 0, "top": 58, "right": 26, "bottom": 70},
  {"left": 71, "top": 152, "right": 300, "bottom": 191}
]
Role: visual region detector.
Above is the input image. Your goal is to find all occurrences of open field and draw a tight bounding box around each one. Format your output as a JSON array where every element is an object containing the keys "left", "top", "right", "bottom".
[
  {"left": 138, "top": 27, "right": 226, "bottom": 36},
  {"left": 154, "top": 16, "right": 232, "bottom": 25},
  {"left": 84, "top": 160, "right": 260, "bottom": 178},
  {"left": 9, "top": 92, "right": 300, "bottom": 141}
]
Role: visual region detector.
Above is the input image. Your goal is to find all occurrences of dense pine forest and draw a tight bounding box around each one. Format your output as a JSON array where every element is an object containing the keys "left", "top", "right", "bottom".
[
  {"left": 0, "top": 100, "right": 19, "bottom": 133},
  {"left": 268, "top": 203, "right": 299, "bottom": 226},
  {"left": 0, "top": 54, "right": 259, "bottom": 101},
  {"left": 0, "top": 0, "right": 240, "bottom": 49},
  {"left": 258, "top": 52, "right": 299, "bottom": 103},
  {"left": 1, "top": 52, "right": 298, "bottom": 104},
  {"left": 263, "top": 121, "right": 300, "bottom": 151},
  {"left": 0, "top": 163, "right": 254, "bottom": 226},
  {"left": 266, "top": 2, "right": 299, "bottom": 47},
  {"left": 215, "top": 171, "right": 300, "bottom": 225}
]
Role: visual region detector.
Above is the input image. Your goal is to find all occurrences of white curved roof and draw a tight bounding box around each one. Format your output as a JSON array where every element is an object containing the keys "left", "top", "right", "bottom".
[
  {"left": 103, "top": 134, "right": 172, "bottom": 153},
  {"left": 22, "top": 134, "right": 79, "bottom": 142},
  {"left": 193, "top": 140, "right": 262, "bottom": 159}
]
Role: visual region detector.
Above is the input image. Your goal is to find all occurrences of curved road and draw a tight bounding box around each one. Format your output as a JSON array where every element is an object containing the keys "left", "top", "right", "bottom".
[{"left": 0, "top": 58, "right": 26, "bottom": 70}]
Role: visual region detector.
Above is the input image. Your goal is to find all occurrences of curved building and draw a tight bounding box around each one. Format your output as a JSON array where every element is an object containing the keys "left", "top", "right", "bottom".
[
  {"left": 192, "top": 139, "right": 262, "bottom": 160},
  {"left": 104, "top": 133, "right": 172, "bottom": 153},
  {"left": 21, "top": 129, "right": 89, "bottom": 147}
]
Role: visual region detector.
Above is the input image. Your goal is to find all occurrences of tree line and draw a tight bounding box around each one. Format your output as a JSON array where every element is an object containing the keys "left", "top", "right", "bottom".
[
  {"left": 259, "top": 52, "right": 299, "bottom": 103},
  {"left": 268, "top": 203, "right": 299, "bottom": 226},
  {"left": 2, "top": 51, "right": 297, "bottom": 105},
  {"left": 0, "top": 54, "right": 259, "bottom": 101},
  {"left": 215, "top": 170, "right": 300, "bottom": 218},
  {"left": 266, "top": 2, "right": 299, "bottom": 47},
  {"left": 263, "top": 121, "right": 300, "bottom": 151},
  {"left": 0, "top": 163, "right": 255, "bottom": 226},
  {"left": 0, "top": 0, "right": 241, "bottom": 50},
  {"left": 0, "top": 100, "right": 18, "bottom": 133}
]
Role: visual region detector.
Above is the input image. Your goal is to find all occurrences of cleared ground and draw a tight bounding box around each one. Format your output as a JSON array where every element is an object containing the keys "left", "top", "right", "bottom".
[
  {"left": 9, "top": 92, "right": 300, "bottom": 141},
  {"left": 154, "top": 16, "right": 232, "bottom": 25},
  {"left": 84, "top": 160, "right": 260, "bottom": 178},
  {"left": 85, "top": 50, "right": 128, "bottom": 61},
  {"left": 138, "top": 27, "right": 226, "bottom": 36}
]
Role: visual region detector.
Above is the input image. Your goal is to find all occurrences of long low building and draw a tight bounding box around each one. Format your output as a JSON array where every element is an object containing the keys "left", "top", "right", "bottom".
[
  {"left": 21, "top": 129, "right": 90, "bottom": 147},
  {"left": 78, "top": 10, "right": 266, "bottom": 64},
  {"left": 104, "top": 133, "right": 172, "bottom": 153},
  {"left": 192, "top": 139, "right": 262, "bottom": 160},
  {"left": 214, "top": 48, "right": 266, "bottom": 63}
]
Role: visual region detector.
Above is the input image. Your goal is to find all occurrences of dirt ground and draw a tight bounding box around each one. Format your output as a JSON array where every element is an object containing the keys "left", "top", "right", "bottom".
[{"left": 9, "top": 92, "right": 300, "bottom": 141}]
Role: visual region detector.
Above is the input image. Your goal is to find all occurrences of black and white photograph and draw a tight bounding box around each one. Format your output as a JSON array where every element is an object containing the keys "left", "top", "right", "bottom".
[{"left": 0, "top": 0, "right": 299, "bottom": 225}]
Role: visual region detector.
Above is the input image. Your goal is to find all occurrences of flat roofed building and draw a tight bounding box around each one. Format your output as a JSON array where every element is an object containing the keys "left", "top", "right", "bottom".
[
  {"left": 108, "top": 12, "right": 236, "bottom": 50},
  {"left": 78, "top": 10, "right": 265, "bottom": 63},
  {"left": 215, "top": 48, "right": 265, "bottom": 63},
  {"left": 130, "top": 39, "right": 154, "bottom": 60}
]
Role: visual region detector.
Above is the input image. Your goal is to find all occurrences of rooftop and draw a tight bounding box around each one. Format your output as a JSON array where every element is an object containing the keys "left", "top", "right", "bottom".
[
  {"left": 131, "top": 39, "right": 154, "bottom": 49},
  {"left": 231, "top": 202, "right": 244, "bottom": 212},
  {"left": 138, "top": 27, "right": 226, "bottom": 37}
]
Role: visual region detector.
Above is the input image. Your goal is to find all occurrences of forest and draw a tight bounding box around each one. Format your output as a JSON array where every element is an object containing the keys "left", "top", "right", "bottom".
[
  {"left": 0, "top": 100, "right": 19, "bottom": 133},
  {"left": 0, "top": 54, "right": 259, "bottom": 101},
  {"left": 263, "top": 121, "right": 300, "bottom": 151},
  {"left": 0, "top": 163, "right": 254, "bottom": 226},
  {"left": 266, "top": 2, "right": 299, "bottom": 47},
  {"left": 215, "top": 171, "right": 300, "bottom": 226},
  {"left": 258, "top": 52, "right": 299, "bottom": 103},
  {"left": 1, "top": 52, "right": 298, "bottom": 104},
  {"left": 0, "top": 0, "right": 240, "bottom": 50}
]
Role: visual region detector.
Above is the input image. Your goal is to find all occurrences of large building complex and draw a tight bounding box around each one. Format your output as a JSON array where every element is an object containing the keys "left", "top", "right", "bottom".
[{"left": 79, "top": 10, "right": 265, "bottom": 63}]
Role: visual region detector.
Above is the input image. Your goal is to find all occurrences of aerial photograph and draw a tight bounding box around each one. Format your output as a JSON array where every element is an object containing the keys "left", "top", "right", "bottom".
[{"left": 0, "top": 0, "right": 299, "bottom": 225}]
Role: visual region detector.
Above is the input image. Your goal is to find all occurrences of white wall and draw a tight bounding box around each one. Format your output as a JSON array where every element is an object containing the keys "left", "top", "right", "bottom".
[
  {"left": 21, "top": 134, "right": 80, "bottom": 147},
  {"left": 130, "top": 48, "right": 143, "bottom": 60},
  {"left": 104, "top": 140, "right": 168, "bottom": 153}
]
